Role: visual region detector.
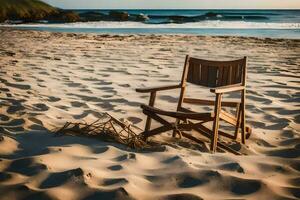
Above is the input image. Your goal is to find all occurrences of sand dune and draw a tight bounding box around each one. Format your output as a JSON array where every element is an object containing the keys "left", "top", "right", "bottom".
[{"left": 0, "top": 28, "right": 299, "bottom": 199}]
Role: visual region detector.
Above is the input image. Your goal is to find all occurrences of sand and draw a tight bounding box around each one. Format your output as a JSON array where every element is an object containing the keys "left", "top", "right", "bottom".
[{"left": 0, "top": 28, "right": 299, "bottom": 200}]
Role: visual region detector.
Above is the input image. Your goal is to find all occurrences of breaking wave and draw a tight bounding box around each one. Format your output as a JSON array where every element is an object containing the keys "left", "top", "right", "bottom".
[{"left": 2, "top": 21, "right": 299, "bottom": 29}]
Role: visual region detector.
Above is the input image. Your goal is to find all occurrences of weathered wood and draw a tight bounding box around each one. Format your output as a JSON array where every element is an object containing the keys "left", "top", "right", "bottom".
[
  {"left": 187, "top": 57, "right": 246, "bottom": 88},
  {"left": 210, "top": 84, "right": 244, "bottom": 94},
  {"left": 220, "top": 110, "right": 238, "bottom": 125},
  {"left": 217, "top": 66, "right": 223, "bottom": 86},
  {"left": 193, "top": 121, "right": 235, "bottom": 140},
  {"left": 137, "top": 55, "right": 250, "bottom": 154},
  {"left": 142, "top": 125, "right": 173, "bottom": 139},
  {"left": 143, "top": 109, "right": 241, "bottom": 155},
  {"left": 241, "top": 90, "right": 246, "bottom": 144},
  {"left": 143, "top": 109, "right": 170, "bottom": 126},
  {"left": 174, "top": 55, "right": 190, "bottom": 137},
  {"left": 187, "top": 121, "right": 242, "bottom": 155},
  {"left": 136, "top": 84, "right": 181, "bottom": 93},
  {"left": 141, "top": 104, "right": 213, "bottom": 120},
  {"left": 189, "top": 57, "right": 245, "bottom": 67},
  {"left": 183, "top": 98, "right": 239, "bottom": 107},
  {"left": 234, "top": 105, "right": 242, "bottom": 140},
  {"left": 211, "top": 93, "right": 222, "bottom": 152},
  {"left": 144, "top": 91, "right": 156, "bottom": 132}
]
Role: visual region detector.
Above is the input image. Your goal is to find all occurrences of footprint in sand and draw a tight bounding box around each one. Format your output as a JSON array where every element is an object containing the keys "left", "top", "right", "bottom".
[
  {"left": 66, "top": 82, "right": 84, "bottom": 88},
  {"left": 0, "top": 114, "right": 9, "bottom": 121},
  {"left": 114, "top": 153, "right": 136, "bottom": 162},
  {"left": 6, "top": 157, "right": 47, "bottom": 176},
  {"left": 12, "top": 77, "right": 24, "bottom": 82},
  {"left": 162, "top": 193, "right": 203, "bottom": 200},
  {"left": 82, "top": 187, "right": 132, "bottom": 200},
  {"left": 0, "top": 172, "right": 12, "bottom": 182},
  {"left": 107, "top": 165, "right": 123, "bottom": 171},
  {"left": 7, "top": 105, "right": 26, "bottom": 114},
  {"left": 33, "top": 103, "right": 49, "bottom": 112},
  {"left": 0, "top": 118, "right": 25, "bottom": 127},
  {"left": 118, "top": 84, "right": 130, "bottom": 88},
  {"left": 39, "top": 168, "right": 84, "bottom": 189},
  {"left": 218, "top": 162, "right": 245, "bottom": 173},
  {"left": 70, "top": 101, "right": 87, "bottom": 108},
  {"left": 91, "top": 146, "right": 109, "bottom": 154},
  {"left": 47, "top": 96, "right": 61, "bottom": 102},
  {"left": 229, "top": 177, "right": 262, "bottom": 195},
  {"left": 0, "top": 78, "right": 31, "bottom": 90},
  {"left": 102, "top": 178, "right": 128, "bottom": 186},
  {"left": 177, "top": 174, "right": 210, "bottom": 188}
]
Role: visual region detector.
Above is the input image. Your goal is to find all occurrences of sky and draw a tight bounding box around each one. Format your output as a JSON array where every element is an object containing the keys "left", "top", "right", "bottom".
[{"left": 43, "top": 0, "right": 300, "bottom": 9}]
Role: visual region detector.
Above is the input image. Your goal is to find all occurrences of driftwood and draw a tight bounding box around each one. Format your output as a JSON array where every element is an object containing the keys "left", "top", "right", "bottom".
[
  {"left": 54, "top": 113, "right": 243, "bottom": 154},
  {"left": 54, "top": 113, "right": 148, "bottom": 149}
]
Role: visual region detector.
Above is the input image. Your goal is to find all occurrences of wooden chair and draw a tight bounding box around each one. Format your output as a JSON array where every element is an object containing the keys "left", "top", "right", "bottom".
[{"left": 136, "top": 55, "right": 252, "bottom": 154}]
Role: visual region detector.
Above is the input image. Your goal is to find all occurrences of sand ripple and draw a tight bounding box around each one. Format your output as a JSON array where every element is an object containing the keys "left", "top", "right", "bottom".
[{"left": 0, "top": 29, "right": 299, "bottom": 200}]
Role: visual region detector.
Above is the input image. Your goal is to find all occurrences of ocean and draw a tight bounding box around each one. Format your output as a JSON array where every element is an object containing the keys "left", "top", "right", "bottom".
[{"left": 2, "top": 9, "right": 300, "bottom": 39}]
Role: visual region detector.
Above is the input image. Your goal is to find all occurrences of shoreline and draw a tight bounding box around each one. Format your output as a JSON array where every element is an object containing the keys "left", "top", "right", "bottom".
[
  {"left": 1, "top": 27, "right": 300, "bottom": 41},
  {"left": 0, "top": 28, "right": 299, "bottom": 200}
]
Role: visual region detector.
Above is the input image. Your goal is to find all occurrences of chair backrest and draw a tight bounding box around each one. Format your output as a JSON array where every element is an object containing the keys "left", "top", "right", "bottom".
[{"left": 183, "top": 56, "right": 247, "bottom": 87}]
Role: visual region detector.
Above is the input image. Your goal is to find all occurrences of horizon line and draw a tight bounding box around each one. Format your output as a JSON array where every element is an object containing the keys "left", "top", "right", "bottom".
[{"left": 60, "top": 8, "right": 300, "bottom": 10}]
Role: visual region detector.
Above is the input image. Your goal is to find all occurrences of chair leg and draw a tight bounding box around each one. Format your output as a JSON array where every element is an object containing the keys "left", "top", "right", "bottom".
[
  {"left": 143, "top": 91, "right": 157, "bottom": 140},
  {"left": 240, "top": 90, "right": 246, "bottom": 144},
  {"left": 211, "top": 94, "right": 222, "bottom": 153},
  {"left": 172, "top": 119, "right": 181, "bottom": 137},
  {"left": 234, "top": 103, "right": 242, "bottom": 140},
  {"left": 145, "top": 116, "right": 151, "bottom": 131}
]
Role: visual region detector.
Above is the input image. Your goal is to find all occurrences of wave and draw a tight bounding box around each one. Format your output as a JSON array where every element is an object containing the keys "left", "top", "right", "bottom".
[
  {"left": 147, "top": 13, "right": 270, "bottom": 22},
  {"left": 2, "top": 21, "right": 300, "bottom": 29}
]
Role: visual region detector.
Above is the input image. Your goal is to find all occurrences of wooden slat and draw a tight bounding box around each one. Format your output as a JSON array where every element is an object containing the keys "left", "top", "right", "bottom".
[
  {"left": 141, "top": 104, "right": 213, "bottom": 120},
  {"left": 189, "top": 121, "right": 242, "bottom": 155},
  {"left": 221, "top": 66, "right": 229, "bottom": 86},
  {"left": 220, "top": 110, "right": 238, "bottom": 126},
  {"left": 194, "top": 120, "right": 236, "bottom": 140},
  {"left": 210, "top": 84, "right": 244, "bottom": 94},
  {"left": 183, "top": 98, "right": 239, "bottom": 107},
  {"left": 136, "top": 84, "right": 181, "bottom": 93},
  {"left": 178, "top": 107, "right": 195, "bottom": 113},
  {"left": 217, "top": 66, "right": 223, "bottom": 86},
  {"left": 142, "top": 125, "right": 173, "bottom": 138},
  {"left": 228, "top": 65, "right": 232, "bottom": 85},
  {"left": 186, "top": 57, "right": 246, "bottom": 88},
  {"left": 193, "top": 62, "right": 199, "bottom": 84},
  {"left": 231, "top": 65, "right": 237, "bottom": 84},
  {"left": 208, "top": 66, "right": 218, "bottom": 87},
  {"left": 239, "top": 64, "right": 244, "bottom": 83},
  {"left": 187, "top": 62, "right": 193, "bottom": 83},
  {"left": 198, "top": 64, "right": 202, "bottom": 84},
  {"left": 201, "top": 65, "right": 209, "bottom": 86},
  {"left": 189, "top": 57, "right": 245, "bottom": 67}
]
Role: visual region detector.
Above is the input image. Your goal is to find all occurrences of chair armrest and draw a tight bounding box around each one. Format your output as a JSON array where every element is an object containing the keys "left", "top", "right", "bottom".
[
  {"left": 210, "top": 84, "right": 245, "bottom": 94},
  {"left": 136, "top": 84, "right": 181, "bottom": 93}
]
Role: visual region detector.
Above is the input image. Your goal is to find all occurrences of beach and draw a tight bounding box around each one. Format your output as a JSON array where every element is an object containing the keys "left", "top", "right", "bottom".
[{"left": 0, "top": 28, "right": 299, "bottom": 199}]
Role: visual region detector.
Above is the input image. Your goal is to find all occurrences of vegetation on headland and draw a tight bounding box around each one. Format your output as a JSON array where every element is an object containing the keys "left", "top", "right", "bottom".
[
  {"left": 0, "top": 0, "right": 147, "bottom": 23},
  {"left": 0, "top": 0, "right": 79, "bottom": 23},
  {"left": 0, "top": 0, "right": 269, "bottom": 24}
]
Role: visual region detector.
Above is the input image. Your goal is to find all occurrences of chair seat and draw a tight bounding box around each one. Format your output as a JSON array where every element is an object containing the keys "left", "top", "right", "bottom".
[{"left": 141, "top": 104, "right": 213, "bottom": 120}]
